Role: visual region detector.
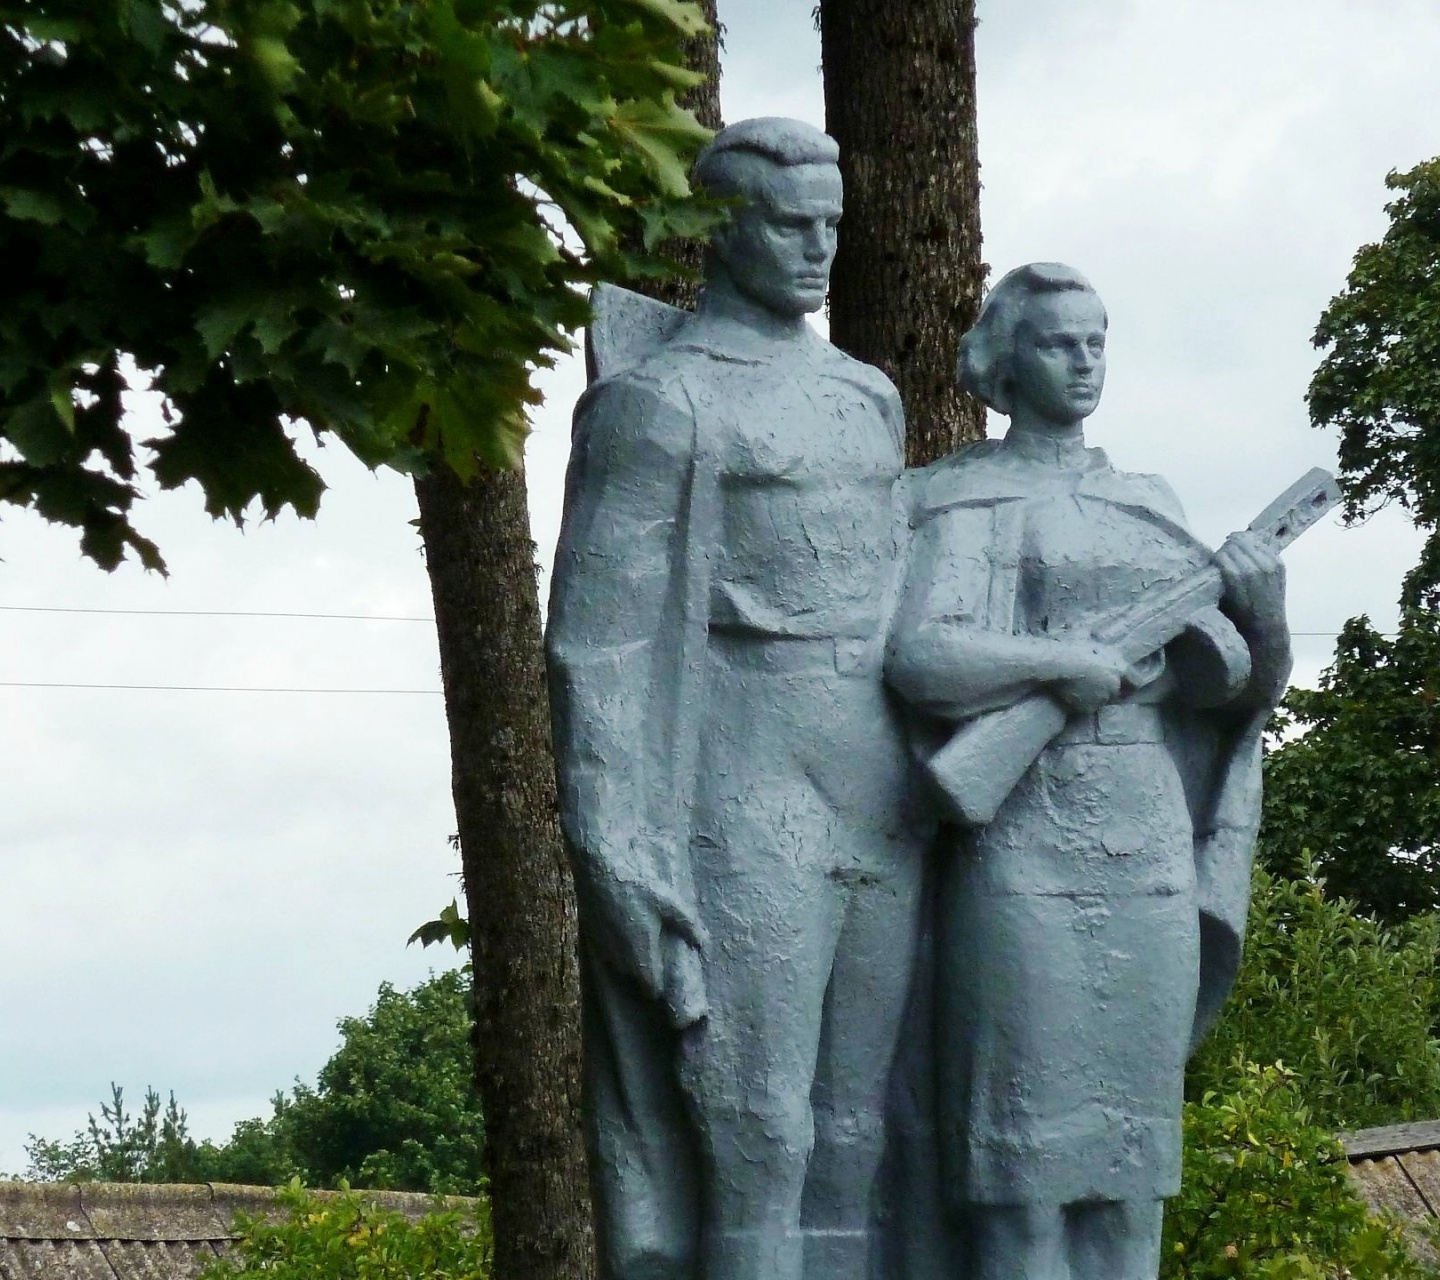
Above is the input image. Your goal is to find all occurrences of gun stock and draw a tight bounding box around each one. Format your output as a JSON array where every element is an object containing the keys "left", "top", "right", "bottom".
[{"left": 927, "top": 695, "right": 1068, "bottom": 826}]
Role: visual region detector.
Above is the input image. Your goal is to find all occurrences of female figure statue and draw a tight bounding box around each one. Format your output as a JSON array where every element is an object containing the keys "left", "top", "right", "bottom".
[{"left": 884, "top": 263, "right": 1292, "bottom": 1280}]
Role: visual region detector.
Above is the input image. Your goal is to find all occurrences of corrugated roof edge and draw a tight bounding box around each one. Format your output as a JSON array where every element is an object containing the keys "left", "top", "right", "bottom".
[
  {"left": 0, "top": 1182, "right": 480, "bottom": 1242},
  {"left": 1340, "top": 1121, "right": 1440, "bottom": 1162}
]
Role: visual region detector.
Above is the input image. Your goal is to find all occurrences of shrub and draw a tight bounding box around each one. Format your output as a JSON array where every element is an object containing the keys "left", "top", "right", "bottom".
[
  {"left": 200, "top": 1182, "right": 492, "bottom": 1280},
  {"left": 1162, "top": 1061, "right": 1426, "bottom": 1279},
  {"left": 1190, "top": 864, "right": 1440, "bottom": 1131},
  {"left": 23, "top": 970, "right": 483, "bottom": 1193}
]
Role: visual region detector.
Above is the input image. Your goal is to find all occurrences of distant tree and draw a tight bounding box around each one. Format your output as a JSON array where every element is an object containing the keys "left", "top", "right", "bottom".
[
  {"left": 23, "top": 1083, "right": 202, "bottom": 1184},
  {"left": 25, "top": 972, "right": 483, "bottom": 1195},
  {"left": 1308, "top": 159, "right": 1440, "bottom": 612},
  {"left": 1260, "top": 614, "right": 1440, "bottom": 920},
  {"left": 1261, "top": 158, "right": 1440, "bottom": 920},
  {"left": 280, "top": 971, "right": 483, "bottom": 1194}
]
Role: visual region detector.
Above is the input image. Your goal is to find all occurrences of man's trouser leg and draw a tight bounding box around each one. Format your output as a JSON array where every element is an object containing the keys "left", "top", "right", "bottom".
[
  {"left": 678, "top": 776, "right": 848, "bottom": 1280},
  {"left": 800, "top": 856, "right": 924, "bottom": 1280},
  {"left": 681, "top": 652, "right": 925, "bottom": 1280},
  {"left": 582, "top": 950, "right": 700, "bottom": 1280}
]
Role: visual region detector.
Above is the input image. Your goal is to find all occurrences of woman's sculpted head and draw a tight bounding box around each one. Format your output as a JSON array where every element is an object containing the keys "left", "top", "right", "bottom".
[{"left": 957, "top": 263, "right": 1109, "bottom": 424}]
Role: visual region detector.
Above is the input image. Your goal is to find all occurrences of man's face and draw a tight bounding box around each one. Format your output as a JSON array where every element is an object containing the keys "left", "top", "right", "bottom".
[
  {"left": 1009, "top": 289, "right": 1108, "bottom": 424},
  {"left": 712, "top": 162, "right": 844, "bottom": 318}
]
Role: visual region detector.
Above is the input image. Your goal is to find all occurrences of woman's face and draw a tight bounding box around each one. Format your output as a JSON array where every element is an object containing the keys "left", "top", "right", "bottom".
[{"left": 1008, "top": 288, "right": 1108, "bottom": 426}]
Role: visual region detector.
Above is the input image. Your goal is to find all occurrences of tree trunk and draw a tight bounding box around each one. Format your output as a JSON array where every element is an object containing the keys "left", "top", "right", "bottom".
[
  {"left": 410, "top": 14, "right": 723, "bottom": 1280},
  {"left": 681, "top": 0, "right": 723, "bottom": 133},
  {"left": 636, "top": 0, "right": 722, "bottom": 313},
  {"left": 414, "top": 463, "right": 594, "bottom": 1280},
  {"left": 818, "top": 0, "right": 986, "bottom": 467}
]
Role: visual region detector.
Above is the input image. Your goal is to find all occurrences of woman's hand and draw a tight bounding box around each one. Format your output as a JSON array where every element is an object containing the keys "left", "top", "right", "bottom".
[
  {"left": 1052, "top": 643, "right": 1133, "bottom": 712},
  {"left": 1214, "top": 530, "right": 1292, "bottom": 704},
  {"left": 1214, "top": 530, "right": 1286, "bottom": 632}
]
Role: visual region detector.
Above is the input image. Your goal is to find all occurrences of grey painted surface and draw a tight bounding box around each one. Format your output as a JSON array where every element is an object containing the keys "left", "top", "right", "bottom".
[
  {"left": 548, "top": 136, "right": 1300, "bottom": 1279},
  {"left": 882, "top": 264, "right": 1295, "bottom": 1280},
  {"left": 547, "top": 119, "right": 932, "bottom": 1280}
]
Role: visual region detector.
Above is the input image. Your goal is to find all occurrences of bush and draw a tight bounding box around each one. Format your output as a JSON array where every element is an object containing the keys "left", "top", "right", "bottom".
[
  {"left": 1189, "top": 864, "right": 1440, "bottom": 1131},
  {"left": 24, "top": 970, "right": 483, "bottom": 1193},
  {"left": 1162, "top": 1061, "right": 1426, "bottom": 1279},
  {"left": 200, "top": 1182, "right": 492, "bottom": 1280},
  {"left": 1259, "top": 611, "right": 1440, "bottom": 923},
  {"left": 279, "top": 970, "right": 484, "bottom": 1194}
]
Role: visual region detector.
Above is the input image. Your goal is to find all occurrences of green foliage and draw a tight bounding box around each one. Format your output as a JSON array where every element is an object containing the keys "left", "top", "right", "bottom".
[
  {"left": 1310, "top": 158, "right": 1440, "bottom": 611},
  {"left": 282, "top": 970, "right": 483, "bottom": 1194},
  {"left": 199, "top": 1182, "right": 492, "bottom": 1280},
  {"left": 1162, "top": 1062, "right": 1426, "bottom": 1279},
  {"left": 1172, "top": 850, "right": 1440, "bottom": 1274},
  {"left": 1190, "top": 865, "right": 1440, "bottom": 1132},
  {"left": 1260, "top": 612, "right": 1440, "bottom": 921},
  {"left": 25, "top": 970, "right": 483, "bottom": 1194},
  {"left": 409, "top": 897, "right": 471, "bottom": 956},
  {"left": 1293, "top": 158, "right": 1440, "bottom": 919},
  {"left": 0, "top": 0, "right": 715, "bottom": 569},
  {"left": 23, "top": 1083, "right": 206, "bottom": 1184}
]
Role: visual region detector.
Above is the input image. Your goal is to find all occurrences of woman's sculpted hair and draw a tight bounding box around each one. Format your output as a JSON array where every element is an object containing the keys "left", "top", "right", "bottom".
[{"left": 957, "top": 262, "right": 1106, "bottom": 415}]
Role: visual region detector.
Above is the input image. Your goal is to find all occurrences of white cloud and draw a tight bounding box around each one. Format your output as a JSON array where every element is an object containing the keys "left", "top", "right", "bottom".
[{"left": 3, "top": 0, "right": 1437, "bottom": 1171}]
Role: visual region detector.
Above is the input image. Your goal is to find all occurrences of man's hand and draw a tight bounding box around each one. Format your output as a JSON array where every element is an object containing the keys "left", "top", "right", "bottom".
[{"left": 585, "top": 872, "right": 709, "bottom": 1029}]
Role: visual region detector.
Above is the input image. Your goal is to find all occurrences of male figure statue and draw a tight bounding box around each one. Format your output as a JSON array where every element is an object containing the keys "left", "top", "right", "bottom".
[{"left": 546, "top": 118, "right": 930, "bottom": 1280}]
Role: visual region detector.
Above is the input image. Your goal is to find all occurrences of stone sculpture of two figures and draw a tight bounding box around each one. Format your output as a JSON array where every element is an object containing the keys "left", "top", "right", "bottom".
[{"left": 546, "top": 117, "right": 1338, "bottom": 1280}]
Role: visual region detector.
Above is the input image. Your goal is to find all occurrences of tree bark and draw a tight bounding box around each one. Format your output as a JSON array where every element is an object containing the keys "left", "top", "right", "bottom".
[
  {"left": 414, "top": 463, "right": 593, "bottom": 1280},
  {"left": 818, "top": 0, "right": 986, "bottom": 467},
  {"left": 636, "top": 0, "right": 722, "bottom": 313},
  {"left": 409, "top": 14, "right": 723, "bottom": 1280},
  {"left": 681, "top": 1, "right": 722, "bottom": 133}
]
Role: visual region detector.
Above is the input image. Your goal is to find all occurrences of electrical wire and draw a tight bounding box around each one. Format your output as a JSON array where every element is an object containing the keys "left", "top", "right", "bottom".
[
  {"left": 0, "top": 604, "right": 434, "bottom": 622},
  {"left": 0, "top": 605, "right": 1386, "bottom": 638},
  {"left": 0, "top": 681, "right": 441, "bottom": 694}
]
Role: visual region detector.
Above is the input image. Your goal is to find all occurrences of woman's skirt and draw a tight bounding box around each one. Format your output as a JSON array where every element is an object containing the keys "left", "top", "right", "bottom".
[{"left": 933, "top": 719, "right": 1200, "bottom": 1207}]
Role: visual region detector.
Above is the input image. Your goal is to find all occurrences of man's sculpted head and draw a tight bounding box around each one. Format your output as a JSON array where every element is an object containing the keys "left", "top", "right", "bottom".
[
  {"left": 693, "top": 118, "right": 843, "bottom": 319},
  {"left": 958, "top": 262, "right": 1110, "bottom": 422}
]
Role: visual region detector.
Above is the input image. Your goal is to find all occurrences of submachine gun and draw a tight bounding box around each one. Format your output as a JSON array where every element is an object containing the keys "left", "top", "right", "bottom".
[{"left": 925, "top": 467, "right": 1342, "bottom": 826}]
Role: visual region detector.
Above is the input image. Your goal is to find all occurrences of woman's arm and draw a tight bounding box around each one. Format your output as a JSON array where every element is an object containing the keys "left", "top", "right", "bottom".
[
  {"left": 884, "top": 514, "right": 1131, "bottom": 720},
  {"left": 1213, "top": 530, "right": 1293, "bottom": 708}
]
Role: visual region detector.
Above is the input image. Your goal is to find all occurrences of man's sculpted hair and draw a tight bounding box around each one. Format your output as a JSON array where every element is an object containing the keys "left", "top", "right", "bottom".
[
  {"left": 957, "top": 262, "right": 1108, "bottom": 416},
  {"left": 692, "top": 117, "right": 840, "bottom": 203}
]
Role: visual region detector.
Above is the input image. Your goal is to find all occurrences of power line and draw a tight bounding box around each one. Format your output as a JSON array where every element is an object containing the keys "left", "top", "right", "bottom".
[
  {"left": 0, "top": 680, "right": 441, "bottom": 695},
  {"left": 0, "top": 606, "right": 1391, "bottom": 639},
  {"left": 0, "top": 604, "right": 434, "bottom": 623}
]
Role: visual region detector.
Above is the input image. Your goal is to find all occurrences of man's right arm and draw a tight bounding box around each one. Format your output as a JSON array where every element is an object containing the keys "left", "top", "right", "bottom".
[{"left": 546, "top": 372, "right": 706, "bottom": 1012}]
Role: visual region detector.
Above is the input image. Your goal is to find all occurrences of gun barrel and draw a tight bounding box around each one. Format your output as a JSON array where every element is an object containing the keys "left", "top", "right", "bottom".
[{"left": 1093, "top": 566, "right": 1225, "bottom": 663}]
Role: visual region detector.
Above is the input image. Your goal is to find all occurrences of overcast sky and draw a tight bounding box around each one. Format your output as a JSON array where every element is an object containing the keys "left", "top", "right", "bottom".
[{"left": 1, "top": 0, "right": 1437, "bottom": 1173}]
